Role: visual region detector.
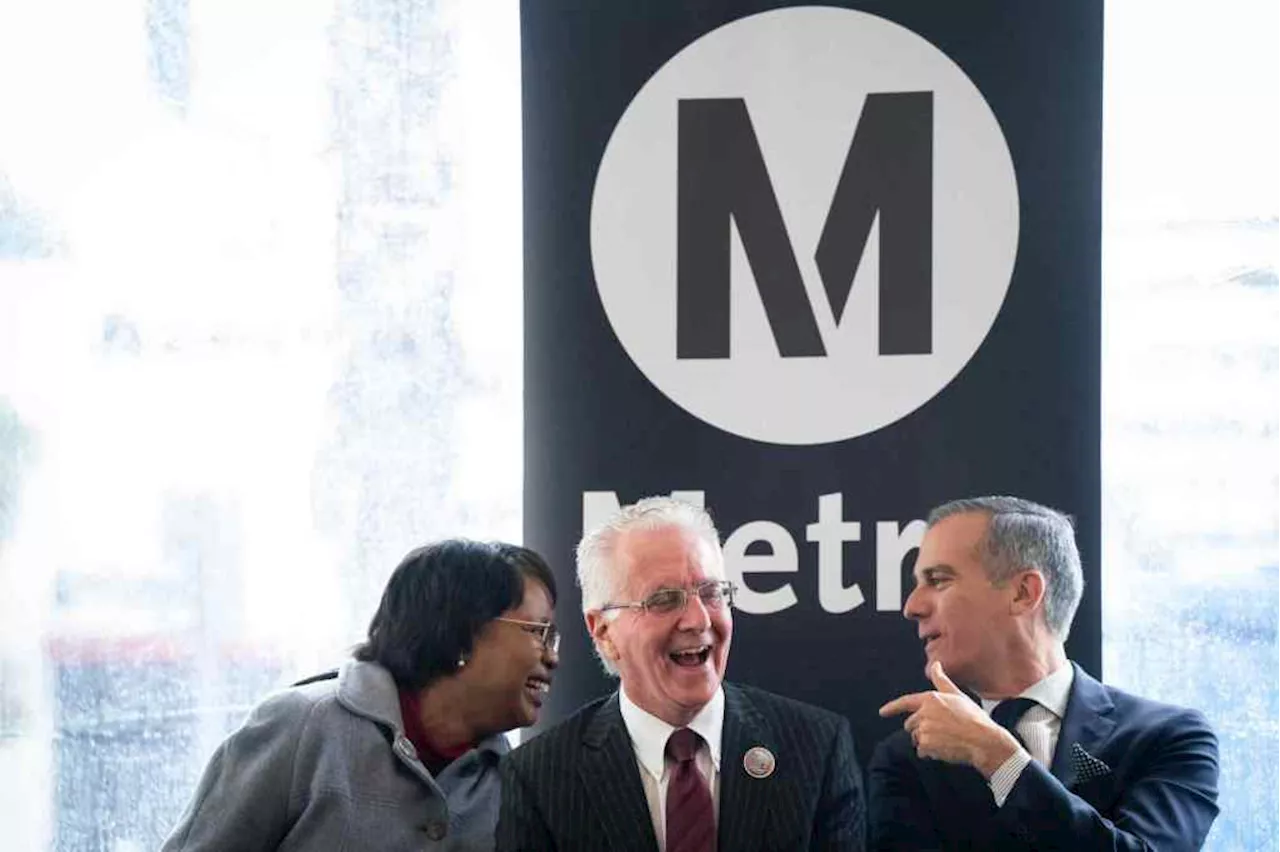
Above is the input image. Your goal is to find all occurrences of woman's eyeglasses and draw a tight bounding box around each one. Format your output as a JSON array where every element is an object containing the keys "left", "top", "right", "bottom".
[{"left": 495, "top": 617, "right": 561, "bottom": 654}]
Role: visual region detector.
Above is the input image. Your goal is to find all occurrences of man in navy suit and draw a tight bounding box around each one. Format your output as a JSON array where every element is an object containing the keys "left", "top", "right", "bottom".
[
  {"left": 498, "top": 496, "right": 865, "bottom": 851},
  {"left": 871, "top": 496, "right": 1220, "bottom": 850}
]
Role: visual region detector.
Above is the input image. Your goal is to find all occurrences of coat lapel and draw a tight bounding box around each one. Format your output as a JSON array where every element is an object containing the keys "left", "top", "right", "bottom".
[
  {"left": 716, "top": 685, "right": 776, "bottom": 852},
  {"left": 1050, "top": 663, "right": 1116, "bottom": 790},
  {"left": 578, "top": 693, "right": 660, "bottom": 852}
]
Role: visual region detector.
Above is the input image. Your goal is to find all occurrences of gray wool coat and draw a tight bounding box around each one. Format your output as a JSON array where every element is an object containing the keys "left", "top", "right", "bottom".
[{"left": 161, "top": 659, "right": 509, "bottom": 852}]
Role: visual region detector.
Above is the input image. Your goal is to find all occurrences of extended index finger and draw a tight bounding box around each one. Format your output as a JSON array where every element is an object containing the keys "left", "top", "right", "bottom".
[{"left": 878, "top": 691, "right": 930, "bottom": 718}]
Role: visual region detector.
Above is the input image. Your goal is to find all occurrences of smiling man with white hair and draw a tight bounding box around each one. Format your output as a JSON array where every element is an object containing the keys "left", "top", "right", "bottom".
[{"left": 498, "top": 496, "right": 866, "bottom": 852}]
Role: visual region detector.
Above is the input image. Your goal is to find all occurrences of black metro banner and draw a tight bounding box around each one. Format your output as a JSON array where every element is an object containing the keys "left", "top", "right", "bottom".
[{"left": 523, "top": 0, "right": 1102, "bottom": 759}]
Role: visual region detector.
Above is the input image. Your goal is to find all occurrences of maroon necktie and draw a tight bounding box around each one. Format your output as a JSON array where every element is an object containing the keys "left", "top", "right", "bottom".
[{"left": 665, "top": 728, "right": 715, "bottom": 852}]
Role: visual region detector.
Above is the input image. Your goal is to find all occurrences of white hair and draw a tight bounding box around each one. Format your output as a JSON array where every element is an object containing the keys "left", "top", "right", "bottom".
[{"left": 576, "top": 496, "right": 723, "bottom": 612}]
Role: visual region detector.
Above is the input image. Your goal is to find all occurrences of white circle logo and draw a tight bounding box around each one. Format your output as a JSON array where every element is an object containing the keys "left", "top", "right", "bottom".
[{"left": 591, "top": 7, "right": 1019, "bottom": 445}]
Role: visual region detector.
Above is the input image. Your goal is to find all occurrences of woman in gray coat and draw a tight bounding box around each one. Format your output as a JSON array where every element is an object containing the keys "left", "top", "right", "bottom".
[{"left": 161, "top": 539, "right": 560, "bottom": 851}]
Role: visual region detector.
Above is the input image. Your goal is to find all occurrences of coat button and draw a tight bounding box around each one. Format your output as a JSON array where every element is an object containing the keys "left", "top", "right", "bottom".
[
  {"left": 424, "top": 819, "right": 447, "bottom": 841},
  {"left": 394, "top": 735, "right": 417, "bottom": 760}
]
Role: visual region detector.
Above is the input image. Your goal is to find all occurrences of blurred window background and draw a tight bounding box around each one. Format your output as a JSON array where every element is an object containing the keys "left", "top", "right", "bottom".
[
  {"left": 0, "top": 1, "right": 521, "bottom": 849},
  {"left": 1100, "top": 2, "right": 1277, "bottom": 848},
  {"left": 0, "top": 1, "right": 1274, "bottom": 850}
]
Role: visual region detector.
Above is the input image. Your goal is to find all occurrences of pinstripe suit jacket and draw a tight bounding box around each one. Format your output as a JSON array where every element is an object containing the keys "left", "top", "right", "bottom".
[{"left": 496, "top": 682, "right": 866, "bottom": 852}]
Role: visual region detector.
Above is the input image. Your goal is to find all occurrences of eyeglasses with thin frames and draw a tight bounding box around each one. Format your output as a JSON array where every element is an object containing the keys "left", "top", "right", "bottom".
[
  {"left": 495, "top": 617, "right": 561, "bottom": 655},
  {"left": 599, "top": 580, "right": 737, "bottom": 617}
]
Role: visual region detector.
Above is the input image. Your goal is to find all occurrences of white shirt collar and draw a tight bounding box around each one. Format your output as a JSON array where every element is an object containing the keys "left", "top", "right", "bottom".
[
  {"left": 980, "top": 662, "right": 1074, "bottom": 719},
  {"left": 619, "top": 684, "right": 725, "bottom": 781}
]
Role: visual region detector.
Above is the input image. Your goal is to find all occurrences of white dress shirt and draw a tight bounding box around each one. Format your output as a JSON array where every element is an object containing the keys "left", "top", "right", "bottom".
[
  {"left": 981, "top": 663, "right": 1075, "bottom": 806},
  {"left": 619, "top": 685, "right": 725, "bottom": 851}
]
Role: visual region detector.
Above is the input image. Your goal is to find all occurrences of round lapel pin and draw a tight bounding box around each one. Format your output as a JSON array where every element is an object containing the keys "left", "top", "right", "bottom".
[{"left": 743, "top": 746, "right": 776, "bottom": 779}]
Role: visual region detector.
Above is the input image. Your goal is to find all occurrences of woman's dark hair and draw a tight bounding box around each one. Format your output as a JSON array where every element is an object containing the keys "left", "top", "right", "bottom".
[{"left": 353, "top": 539, "right": 557, "bottom": 690}]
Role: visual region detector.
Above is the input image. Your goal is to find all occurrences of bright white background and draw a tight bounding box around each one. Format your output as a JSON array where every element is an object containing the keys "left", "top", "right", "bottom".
[
  {"left": 1101, "top": 2, "right": 1277, "bottom": 848},
  {"left": 0, "top": 2, "right": 522, "bottom": 848},
  {"left": 0, "top": 1, "right": 1274, "bottom": 850}
]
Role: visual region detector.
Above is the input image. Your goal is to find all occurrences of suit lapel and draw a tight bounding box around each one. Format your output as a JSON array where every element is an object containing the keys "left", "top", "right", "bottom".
[
  {"left": 578, "top": 693, "right": 660, "bottom": 852},
  {"left": 716, "top": 685, "right": 776, "bottom": 852},
  {"left": 1050, "top": 663, "right": 1116, "bottom": 789}
]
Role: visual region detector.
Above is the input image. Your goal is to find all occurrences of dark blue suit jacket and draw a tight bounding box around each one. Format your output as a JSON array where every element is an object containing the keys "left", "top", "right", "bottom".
[
  {"left": 497, "top": 682, "right": 866, "bottom": 851},
  {"left": 868, "top": 663, "right": 1219, "bottom": 850}
]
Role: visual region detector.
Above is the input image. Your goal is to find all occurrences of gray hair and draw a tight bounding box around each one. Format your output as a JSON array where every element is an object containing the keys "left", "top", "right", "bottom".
[
  {"left": 575, "top": 496, "right": 723, "bottom": 675},
  {"left": 928, "top": 496, "right": 1084, "bottom": 639}
]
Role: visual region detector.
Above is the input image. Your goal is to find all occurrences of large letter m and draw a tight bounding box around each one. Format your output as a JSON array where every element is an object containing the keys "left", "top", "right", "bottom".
[{"left": 677, "top": 93, "right": 933, "bottom": 359}]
